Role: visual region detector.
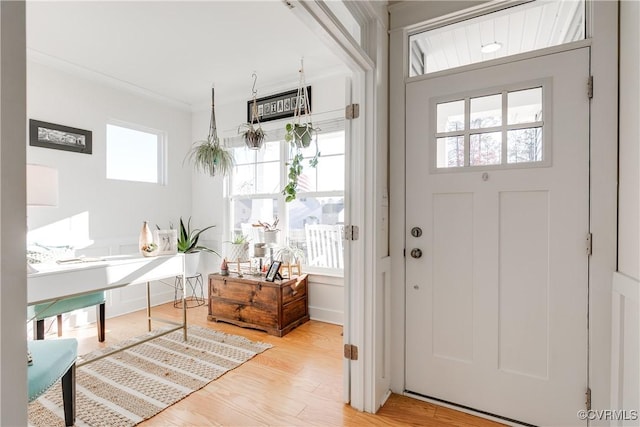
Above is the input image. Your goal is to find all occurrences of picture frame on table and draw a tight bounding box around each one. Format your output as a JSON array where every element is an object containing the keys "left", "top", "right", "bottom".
[
  {"left": 265, "top": 261, "right": 282, "bottom": 282},
  {"left": 154, "top": 229, "right": 178, "bottom": 255}
]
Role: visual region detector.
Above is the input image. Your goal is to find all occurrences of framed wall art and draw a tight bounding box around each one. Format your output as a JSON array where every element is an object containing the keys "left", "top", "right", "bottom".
[
  {"left": 247, "top": 86, "right": 312, "bottom": 124},
  {"left": 29, "top": 119, "right": 92, "bottom": 154}
]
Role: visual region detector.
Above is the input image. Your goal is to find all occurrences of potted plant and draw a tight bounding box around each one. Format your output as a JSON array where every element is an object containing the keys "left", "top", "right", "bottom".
[
  {"left": 226, "top": 234, "right": 250, "bottom": 262},
  {"left": 274, "top": 244, "right": 304, "bottom": 265},
  {"left": 239, "top": 122, "right": 265, "bottom": 150},
  {"left": 254, "top": 217, "right": 280, "bottom": 244},
  {"left": 285, "top": 122, "right": 314, "bottom": 149},
  {"left": 158, "top": 217, "right": 219, "bottom": 277},
  {"left": 186, "top": 87, "right": 234, "bottom": 177},
  {"left": 239, "top": 73, "right": 266, "bottom": 150}
]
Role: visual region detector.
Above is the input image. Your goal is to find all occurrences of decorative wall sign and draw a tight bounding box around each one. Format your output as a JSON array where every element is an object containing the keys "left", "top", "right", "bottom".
[
  {"left": 29, "top": 119, "right": 92, "bottom": 154},
  {"left": 247, "top": 86, "right": 312, "bottom": 124}
]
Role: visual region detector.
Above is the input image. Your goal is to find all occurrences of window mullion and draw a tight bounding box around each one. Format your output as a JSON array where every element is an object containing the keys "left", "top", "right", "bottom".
[
  {"left": 502, "top": 91, "right": 508, "bottom": 164},
  {"left": 464, "top": 97, "right": 470, "bottom": 167}
]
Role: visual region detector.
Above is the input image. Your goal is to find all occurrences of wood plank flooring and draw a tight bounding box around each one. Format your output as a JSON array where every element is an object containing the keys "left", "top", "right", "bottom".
[{"left": 56, "top": 302, "right": 504, "bottom": 427}]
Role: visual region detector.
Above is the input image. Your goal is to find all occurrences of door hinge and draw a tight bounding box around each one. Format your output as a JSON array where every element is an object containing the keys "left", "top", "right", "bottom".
[
  {"left": 586, "top": 233, "right": 593, "bottom": 256},
  {"left": 343, "top": 225, "right": 359, "bottom": 241},
  {"left": 587, "top": 76, "right": 593, "bottom": 99},
  {"left": 345, "top": 103, "right": 360, "bottom": 120},
  {"left": 344, "top": 344, "right": 359, "bottom": 360},
  {"left": 585, "top": 387, "right": 592, "bottom": 410}
]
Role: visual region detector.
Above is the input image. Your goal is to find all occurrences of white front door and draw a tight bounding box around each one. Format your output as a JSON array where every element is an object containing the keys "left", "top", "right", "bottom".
[{"left": 405, "top": 48, "right": 590, "bottom": 426}]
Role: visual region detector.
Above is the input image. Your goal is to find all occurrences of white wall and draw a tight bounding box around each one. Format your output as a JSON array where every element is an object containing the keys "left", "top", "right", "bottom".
[
  {"left": 27, "top": 60, "right": 193, "bottom": 319},
  {"left": 611, "top": 1, "right": 640, "bottom": 422},
  {"left": 190, "top": 74, "right": 348, "bottom": 324}
]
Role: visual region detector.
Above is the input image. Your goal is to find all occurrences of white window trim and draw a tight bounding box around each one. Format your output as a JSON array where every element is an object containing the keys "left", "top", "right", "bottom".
[
  {"left": 227, "top": 127, "right": 346, "bottom": 276},
  {"left": 429, "top": 77, "right": 552, "bottom": 173}
]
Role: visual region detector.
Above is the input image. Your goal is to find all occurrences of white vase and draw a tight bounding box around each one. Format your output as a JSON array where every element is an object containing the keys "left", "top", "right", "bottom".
[
  {"left": 139, "top": 221, "right": 157, "bottom": 257},
  {"left": 184, "top": 252, "right": 200, "bottom": 277},
  {"left": 263, "top": 230, "right": 279, "bottom": 245}
]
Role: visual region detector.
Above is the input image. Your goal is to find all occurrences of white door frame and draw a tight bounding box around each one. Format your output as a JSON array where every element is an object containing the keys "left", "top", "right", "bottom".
[
  {"left": 290, "top": 0, "right": 389, "bottom": 413},
  {"left": 389, "top": 0, "right": 618, "bottom": 420}
]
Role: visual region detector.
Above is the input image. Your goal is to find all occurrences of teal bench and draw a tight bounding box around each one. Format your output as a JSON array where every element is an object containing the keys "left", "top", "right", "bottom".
[
  {"left": 29, "top": 292, "right": 106, "bottom": 342},
  {"left": 28, "top": 338, "right": 77, "bottom": 426}
]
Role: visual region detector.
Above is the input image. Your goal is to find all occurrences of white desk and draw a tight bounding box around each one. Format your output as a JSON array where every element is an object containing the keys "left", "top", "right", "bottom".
[{"left": 28, "top": 254, "right": 187, "bottom": 365}]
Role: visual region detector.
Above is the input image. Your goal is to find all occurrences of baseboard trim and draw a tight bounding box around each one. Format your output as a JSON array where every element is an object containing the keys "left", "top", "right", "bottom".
[{"left": 309, "top": 306, "right": 343, "bottom": 325}]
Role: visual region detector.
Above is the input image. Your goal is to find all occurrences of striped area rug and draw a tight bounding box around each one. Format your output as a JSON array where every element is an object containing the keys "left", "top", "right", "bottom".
[{"left": 28, "top": 326, "right": 272, "bottom": 427}]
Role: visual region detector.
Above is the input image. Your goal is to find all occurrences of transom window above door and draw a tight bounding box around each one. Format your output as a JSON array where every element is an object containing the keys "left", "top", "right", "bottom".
[
  {"left": 433, "top": 83, "right": 547, "bottom": 170},
  {"left": 409, "top": 0, "right": 585, "bottom": 77}
]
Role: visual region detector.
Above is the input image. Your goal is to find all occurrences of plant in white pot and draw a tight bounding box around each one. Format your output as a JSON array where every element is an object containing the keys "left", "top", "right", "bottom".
[
  {"left": 254, "top": 217, "right": 280, "bottom": 245},
  {"left": 176, "top": 217, "right": 219, "bottom": 277},
  {"left": 226, "top": 234, "right": 250, "bottom": 262}
]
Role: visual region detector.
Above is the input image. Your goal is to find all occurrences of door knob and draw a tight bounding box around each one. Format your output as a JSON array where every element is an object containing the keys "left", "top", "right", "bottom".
[
  {"left": 411, "top": 227, "right": 422, "bottom": 238},
  {"left": 410, "top": 248, "right": 422, "bottom": 259}
]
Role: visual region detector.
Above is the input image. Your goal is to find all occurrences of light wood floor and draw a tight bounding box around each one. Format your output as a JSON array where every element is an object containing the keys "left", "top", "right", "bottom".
[{"left": 56, "top": 302, "right": 504, "bottom": 427}]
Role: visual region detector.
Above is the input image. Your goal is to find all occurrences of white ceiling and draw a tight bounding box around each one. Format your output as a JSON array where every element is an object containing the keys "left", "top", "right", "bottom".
[{"left": 26, "top": 1, "right": 349, "bottom": 110}]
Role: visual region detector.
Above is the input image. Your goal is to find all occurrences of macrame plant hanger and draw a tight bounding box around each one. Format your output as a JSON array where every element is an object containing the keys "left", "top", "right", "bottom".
[
  {"left": 245, "top": 72, "right": 265, "bottom": 150},
  {"left": 294, "top": 59, "right": 311, "bottom": 127},
  {"left": 282, "top": 58, "right": 320, "bottom": 202}
]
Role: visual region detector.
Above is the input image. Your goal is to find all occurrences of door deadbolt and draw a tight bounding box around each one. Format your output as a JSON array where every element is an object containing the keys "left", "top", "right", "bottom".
[
  {"left": 410, "top": 248, "right": 423, "bottom": 259},
  {"left": 411, "top": 227, "right": 422, "bottom": 238}
]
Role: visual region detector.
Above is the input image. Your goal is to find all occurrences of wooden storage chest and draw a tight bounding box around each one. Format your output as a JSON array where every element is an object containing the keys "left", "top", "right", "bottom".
[{"left": 208, "top": 273, "right": 309, "bottom": 337}]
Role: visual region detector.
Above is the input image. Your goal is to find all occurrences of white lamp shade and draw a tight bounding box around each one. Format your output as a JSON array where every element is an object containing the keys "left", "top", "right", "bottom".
[{"left": 27, "top": 164, "right": 59, "bottom": 207}]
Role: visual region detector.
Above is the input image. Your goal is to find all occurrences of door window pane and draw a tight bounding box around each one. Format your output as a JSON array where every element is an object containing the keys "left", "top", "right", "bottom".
[
  {"left": 470, "top": 94, "right": 502, "bottom": 129},
  {"left": 470, "top": 132, "right": 501, "bottom": 166},
  {"left": 437, "top": 100, "right": 465, "bottom": 132},
  {"left": 437, "top": 136, "right": 464, "bottom": 168},
  {"left": 507, "top": 128, "right": 543, "bottom": 164},
  {"left": 508, "top": 87, "right": 542, "bottom": 124}
]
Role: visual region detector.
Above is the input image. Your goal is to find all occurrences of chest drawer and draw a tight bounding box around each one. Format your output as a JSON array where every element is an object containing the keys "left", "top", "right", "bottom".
[
  {"left": 282, "top": 277, "right": 307, "bottom": 305},
  {"left": 210, "top": 277, "right": 278, "bottom": 306}
]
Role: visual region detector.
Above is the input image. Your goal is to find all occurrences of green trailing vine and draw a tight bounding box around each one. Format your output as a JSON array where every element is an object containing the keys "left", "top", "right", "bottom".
[
  {"left": 282, "top": 60, "right": 320, "bottom": 202},
  {"left": 283, "top": 152, "right": 304, "bottom": 202}
]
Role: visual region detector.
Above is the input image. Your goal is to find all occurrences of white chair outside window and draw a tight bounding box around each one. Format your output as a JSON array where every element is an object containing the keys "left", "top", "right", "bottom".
[{"left": 304, "top": 224, "right": 344, "bottom": 269}]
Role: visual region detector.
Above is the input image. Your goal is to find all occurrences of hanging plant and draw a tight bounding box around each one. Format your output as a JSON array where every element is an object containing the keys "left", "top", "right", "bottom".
[
  {"left": 282, "top": 59, "right": 320, "bottom": 202},
  {"left": 239, "top": 72, "right": 266, "bottom": 150},
  {"left": 240, "top": 123, "right": 265, "bottom": 150},
  {"left": 186, "top": 87, "right": 235, "bottom": 177}
]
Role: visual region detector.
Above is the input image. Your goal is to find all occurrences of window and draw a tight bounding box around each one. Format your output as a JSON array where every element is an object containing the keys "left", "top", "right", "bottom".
[
  {"left": 409, "top": 0, "right": 585, "bottom": 76},
  {"left": 434, "top": 84, "right": 545, "bottom": 170},
  {"left": 106, "top": 123, "right": 165, "bottom": 184},
  {"left": 229, "top": 128, "right": 345, "bottom": 273}
]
